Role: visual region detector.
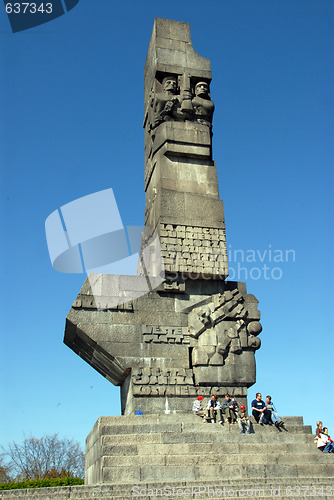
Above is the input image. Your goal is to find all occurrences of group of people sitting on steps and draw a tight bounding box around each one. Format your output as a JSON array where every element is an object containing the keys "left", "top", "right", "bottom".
[
  {"left": 192, "top": 392, "right": 284, "bottom": 433},
  {"left": 315, "top": 421, "right": 334, "bottom": 453}
]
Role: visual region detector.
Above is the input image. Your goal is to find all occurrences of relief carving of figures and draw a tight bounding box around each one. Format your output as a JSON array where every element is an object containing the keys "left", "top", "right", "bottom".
[
  {"left": 148, "top": 74, "right": 215, "bottom": 133},
  {"left": 188, "top": 290, "right": 261, "bottom": 386},
  {"left": 192, "top": 81, "right": 215, "bottom": 126},
  {"left": 149, "top": 75, "right": 181, "bottom": 130}
]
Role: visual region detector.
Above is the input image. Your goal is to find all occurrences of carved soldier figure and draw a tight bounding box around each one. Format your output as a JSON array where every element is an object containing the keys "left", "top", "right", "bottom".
[
  {"left": 150, "top": 75, "right": 180, "bottom": 130},
  {"left": 192, "top": 81, "right": 215, "bottom": 126}
]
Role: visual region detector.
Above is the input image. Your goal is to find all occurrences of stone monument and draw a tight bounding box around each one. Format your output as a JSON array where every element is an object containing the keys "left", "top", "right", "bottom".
[
  {"left": 64, "top": 18, "right": 262, "bottom": 416},
  {"left": 3, "top": 18, "right": 333, "bottom": 499}
]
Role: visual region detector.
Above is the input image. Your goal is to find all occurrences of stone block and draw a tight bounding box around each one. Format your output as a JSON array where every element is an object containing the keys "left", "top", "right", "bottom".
[
  {"left": 102, "top": 433, "right": 162, "bottom": 446},
  {"left": 102, "top": 465, "right": 140, "bottom": 483},
  {"left": 100, "top": 444, "right": 137, "bottom": 456},
  {"left": 140, "top": 465, "right": 196, "bottom": 482},
  {"left": 76, "top": 323, "right": 140, "bottom": 344},
  {"left": 103, "top": 454, "right": 165, "bottom": 467},
  {"left": 154, "top": 18, "right": 172, "bottom": 39}
]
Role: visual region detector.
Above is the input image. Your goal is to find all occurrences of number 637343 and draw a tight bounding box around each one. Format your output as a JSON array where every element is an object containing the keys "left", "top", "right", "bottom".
[{"left": 5, "top": 3, "right": 53, "bottom": 14}]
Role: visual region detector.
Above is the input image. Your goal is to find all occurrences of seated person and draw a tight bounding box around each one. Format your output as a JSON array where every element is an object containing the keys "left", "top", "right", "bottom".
[
  {"left": 237, "top": 405, "right": 251, "bottom": 434},
  {"left": 251, "top": 393, "right": 267, "bottom": 424},
  {"left": 221, "top": 393, "right": 239, "bottom": 423},
  {"left": 316, "top": 421, "right": 334, "bottom": 453},
  {"left": 265, "top": 395, "right": 284, "bottom": 427},
  {"left": 322, "top": 427, "right": 334, "bottom": 443},
  {"left": 207, "top": 394, "right": 223, "bottom": 424},
  {"left": 192, "top": 395, "right": 206, "bottom": 421}
]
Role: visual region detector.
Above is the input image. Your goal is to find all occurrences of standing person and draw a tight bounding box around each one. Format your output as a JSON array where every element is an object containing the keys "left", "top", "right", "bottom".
[
  {"left": 237, "top": 405, "right": 251, "bottom": 434},
  {"left": 251, "top": 393, "right": 267, "bottom": 424},
  {"left": 265, "top": 395, "right": 284, "bottom": 427},
  {"left": 222, "top": 393, "right": 239, "bottom": 423},
  {"left": 192, "top": 395, "right": 206, "bottom": 421},
  {"left": 207, "top": 394, "right": 223, "bottom": 424}
]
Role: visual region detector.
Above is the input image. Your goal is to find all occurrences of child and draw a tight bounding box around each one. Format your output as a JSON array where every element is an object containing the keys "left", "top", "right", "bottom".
[
  {"left": 322, "top": 427, "right": 334, "bottom": 443},
  {"left": 192, "top": 395, "right": 206, "bottom": 421},
  {"left": 237, "top": 405, "right": 251, "bottom": 434}
]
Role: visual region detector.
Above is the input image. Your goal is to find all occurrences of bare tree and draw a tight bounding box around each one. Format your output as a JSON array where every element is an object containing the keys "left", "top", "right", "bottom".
[
  {"left": 3, "top": 434, "right": 84, "bottom": 480},
  {"left": 0, "top": 453, "right": 13, "bottom": 483}
]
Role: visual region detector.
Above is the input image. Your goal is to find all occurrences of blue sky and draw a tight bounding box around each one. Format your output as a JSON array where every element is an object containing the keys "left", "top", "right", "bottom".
[{"left": 0, "top": 0, "right": 333, "bottom": 454}]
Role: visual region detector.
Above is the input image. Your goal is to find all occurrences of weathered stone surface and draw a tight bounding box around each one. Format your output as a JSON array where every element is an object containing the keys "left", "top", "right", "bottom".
[
  {"left": 63, "top": 19, "right": 264, "bottom": 414},
  {"left": 82, "top": 413, "right": 334, "bottom": 488},
  {"left": 65, "top": 277, "right": 260, "bottom": 413},
  {"left": 142, "top": 18, "right": 229, "bottom": 279},
  {"left": 64, "top": 15, "right": 264, "bottom": 443}
]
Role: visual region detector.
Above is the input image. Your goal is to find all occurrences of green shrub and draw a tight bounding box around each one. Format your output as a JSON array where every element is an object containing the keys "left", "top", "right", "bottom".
[{"left": 0, "top": 477, "right": 84, "bottom": 490}]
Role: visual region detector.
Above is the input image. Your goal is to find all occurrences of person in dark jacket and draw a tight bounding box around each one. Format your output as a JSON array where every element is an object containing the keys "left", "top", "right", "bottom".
[
  {"left": 221, "top": 393, "right": 239, "bottom": 424},
  {"left": 251, "top": 393, "right": 267, "bottom": 424}
]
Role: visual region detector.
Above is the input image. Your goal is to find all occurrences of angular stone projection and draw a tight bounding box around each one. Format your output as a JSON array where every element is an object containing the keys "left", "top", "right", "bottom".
[{"left": 64, "top": 18, "right": 262, "bottom": 415}]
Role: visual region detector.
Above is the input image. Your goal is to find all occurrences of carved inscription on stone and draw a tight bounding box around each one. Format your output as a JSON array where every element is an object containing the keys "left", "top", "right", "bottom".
[
  {"left": 132, "top": 367, "right": 193, "bottom": 385},
  {"left": 142, "top": 325, "right": 189, "bottom": 344},
  {"left": 73, "top": 297, "right": 134, "bottom": 311},
  {"left": 133, "top": 385, "right": 197, "bottom": 396},
  {"left": 159, "top": 223, "right": 228, "bottom": 275},
  {"left": 131, "top": 368, "right": 249, "bottom": 397},
  {"left": 155, "top": 278, "right": 186, "bottom": 294},
  {"left": 132, "top": 367, "right": 193, "bottom": 396}
]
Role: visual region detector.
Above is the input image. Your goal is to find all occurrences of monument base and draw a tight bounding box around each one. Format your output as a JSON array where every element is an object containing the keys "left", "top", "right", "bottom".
[
  {"left": 84, "top": 413, "right": 334, "bottom": 489},
  {"left": 2, "top": 417, "right": 333, "bottom": 500}
]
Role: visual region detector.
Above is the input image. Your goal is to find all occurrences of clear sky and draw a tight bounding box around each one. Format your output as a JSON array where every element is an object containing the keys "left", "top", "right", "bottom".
[{"left": 0, "top": 0, "right": 333, "bottom": 454}]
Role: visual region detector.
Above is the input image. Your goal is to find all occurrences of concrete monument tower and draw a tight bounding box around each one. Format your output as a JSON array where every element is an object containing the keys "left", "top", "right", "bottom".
[
  {"left": 64, "top": 18, "right": 262, "bottom": 416},
  {"left": 1, "top": 19, "right": 332, "bottom": 499}
]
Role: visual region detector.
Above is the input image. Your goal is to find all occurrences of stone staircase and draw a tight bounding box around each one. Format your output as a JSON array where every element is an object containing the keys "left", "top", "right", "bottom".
[
  {"left": 2, "top": 414, "right": 333, "bottom": 499},
  {"left": 84, "top": 413, "right": 334, "bottom": 498}
]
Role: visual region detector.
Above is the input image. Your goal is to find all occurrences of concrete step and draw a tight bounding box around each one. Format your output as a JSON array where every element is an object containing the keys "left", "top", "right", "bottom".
[
  {"left": 102, "top": 461, "right": 334, "bottom": 483},
  {"left": 160, "top": 428, "right": 313, "bottom": 443},
  {"left": 112, "top": 494, "right": 333, "bottom": 500},
  {"left": 93, "top": 414, "right": 305, "bottom": 425},
  {"left": 101, "top": 430, "right": 316, "bottom": 448},
  {"left": 98, "top": 422, "right": 311, "bottom": 436},
  {"left": 2, "top": 477, "right": 333, "bottom": 499},
  {"left": 103, "top": 476, "right": 334, "bottom": 495},
  {"left": 111, "top": 493, "right": 334, "bottom": 500},
  {"left": 102, "top": 451, "right": 333, "bottom": 467},
  {"left": 101, "top": 441, "right": 318, "bottom": 457}
]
